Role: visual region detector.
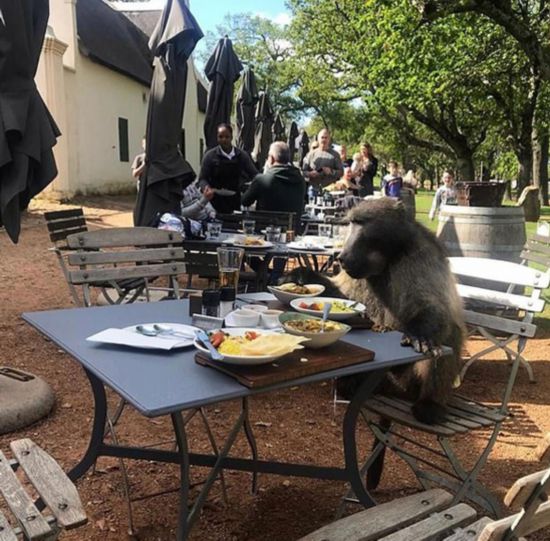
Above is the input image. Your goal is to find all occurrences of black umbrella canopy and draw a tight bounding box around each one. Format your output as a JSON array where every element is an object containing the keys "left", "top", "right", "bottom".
[
  {"left": 134, "top": 0, "right": 203, "bottom": 227},
  {"left": 287, "top": 121, "right": 299, "bottom": 162},
  {"left": 235, "top": 67, "right": 259, "bottom": 153},
  {"left": 296, "top": 129, "right": 310, "bottom": 169},
  {"left": 0, "top": 0, "right": 60, "bottom": 243},
  {"left": 252, "top": 92, "right": 274, "bottom": 170},
  {"left": 272, "top": 112, "right": 286, "bottom": 142},
  {"left": 203, "top": 37, "right": 243, "bottom": 149}
]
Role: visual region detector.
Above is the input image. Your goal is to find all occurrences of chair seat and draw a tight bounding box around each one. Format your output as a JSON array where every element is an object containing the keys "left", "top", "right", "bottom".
[{"left": 363, "top": 395, "right": 506, "bottom": 437}]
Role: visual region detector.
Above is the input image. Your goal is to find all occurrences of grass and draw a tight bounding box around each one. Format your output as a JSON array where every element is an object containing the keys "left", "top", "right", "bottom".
[{"left": 413, "top": 189, "right": 550, "bottom": 329}]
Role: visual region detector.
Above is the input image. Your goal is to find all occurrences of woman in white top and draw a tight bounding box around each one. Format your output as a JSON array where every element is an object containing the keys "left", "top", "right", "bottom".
[{"left": 429, "top": 171, "right": 457, "bottom": 220}]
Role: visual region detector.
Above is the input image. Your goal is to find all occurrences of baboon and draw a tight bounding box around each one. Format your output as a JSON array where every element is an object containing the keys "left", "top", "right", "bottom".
[{"left": 284, "top": 198, "right": 465, "bottom": 424}]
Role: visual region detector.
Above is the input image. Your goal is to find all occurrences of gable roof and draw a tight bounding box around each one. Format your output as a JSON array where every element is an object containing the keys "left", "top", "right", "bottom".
[
  {"left": 121, "top": 10, "right": 162, "bottom": 38},
  {"left": 76, "top": 0, "right": 153, "bottom": 86}
]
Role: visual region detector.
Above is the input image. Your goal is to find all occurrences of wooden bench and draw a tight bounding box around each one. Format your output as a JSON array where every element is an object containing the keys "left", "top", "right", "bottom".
[
  {"left": 521, "top": 233, "right": 550, "bottom": 271},
  {"left": 0, "top": 439, "right": 86, "bottom": 539},
  {"left": 300, "top": 434, "right": 550, "bottom": 541}
]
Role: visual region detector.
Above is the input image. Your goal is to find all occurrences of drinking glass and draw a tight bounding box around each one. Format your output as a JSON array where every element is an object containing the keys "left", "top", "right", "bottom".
[
  {"left": 265, "top": 225, "right": 281, "bottom": 242},
  {"left": 318, "top": 223, "right": 332, "bottom": 239},
  {"left": 206, "top": 221, "right": 222, "bottom": 239},
  {"left": 217, "top": 247, "right": 244, "bottom": 290},
  {"left": 242, "top": 219, "right": 256, "bottom": 235}
]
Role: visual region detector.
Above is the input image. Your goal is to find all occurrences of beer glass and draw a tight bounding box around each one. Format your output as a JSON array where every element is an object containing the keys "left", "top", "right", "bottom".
[{"left": 216, "top": 247, "right": 244, "bottom": 290}]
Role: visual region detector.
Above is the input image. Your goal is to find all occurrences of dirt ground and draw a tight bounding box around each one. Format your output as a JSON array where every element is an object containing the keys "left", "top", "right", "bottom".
[{"left": 1, "top": 195, "right": 549, "bottom": 541}]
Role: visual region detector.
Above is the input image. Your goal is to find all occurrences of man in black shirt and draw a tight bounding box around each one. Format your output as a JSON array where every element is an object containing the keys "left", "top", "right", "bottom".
[{"left": 198, "top": 124, "right": 258, "bottom": 214}]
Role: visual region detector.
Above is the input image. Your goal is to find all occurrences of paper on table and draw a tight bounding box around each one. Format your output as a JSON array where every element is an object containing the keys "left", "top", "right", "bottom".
[
  {"left": 236, "top": 292, "right": 277, "bottom": 302},
  {"left": 86, "top": 328, "right": 189, "bottom": 350}
]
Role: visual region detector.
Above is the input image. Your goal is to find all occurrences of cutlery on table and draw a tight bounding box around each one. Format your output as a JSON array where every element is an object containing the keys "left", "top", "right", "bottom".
[
  {"left": 135, "top": 324, "right": 193, "bottom": 340},
  {"left": 321, "top": 302, "right": 332, "bottom": 333},
  {"left": 195, "top": 329, "right": 224, "bottom": 361},
  {"left": 152, "top": 324, "right": 195, "bottom": 339}
]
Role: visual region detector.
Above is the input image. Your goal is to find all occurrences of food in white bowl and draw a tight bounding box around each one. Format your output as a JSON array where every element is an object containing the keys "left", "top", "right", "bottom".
[
  {"left": 194, "top": 328, "right": 308, "bottom": 365},
  {"left": 279, "top": 312, "right": 351, "bottom": 349},
  {"left": 289, "top": 297, "right": 366, "bottom": 321},
  {"left": 267, "top": 283, "right": 325, "bottom": 305}
]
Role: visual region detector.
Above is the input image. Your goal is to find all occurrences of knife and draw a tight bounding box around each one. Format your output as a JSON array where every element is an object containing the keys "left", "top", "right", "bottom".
[{"left": 195, "top": 329, "right": 225, "bottom": 361}]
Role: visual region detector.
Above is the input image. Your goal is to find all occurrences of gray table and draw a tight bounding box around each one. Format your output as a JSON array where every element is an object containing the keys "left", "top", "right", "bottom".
[{"left": 23, "top": 300, "right": 428, "bottom": 540}]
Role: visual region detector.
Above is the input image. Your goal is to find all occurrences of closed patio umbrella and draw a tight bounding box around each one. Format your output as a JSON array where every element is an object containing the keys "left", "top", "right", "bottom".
[
  {"left": 272, "top": 112, "right": 286, "bottom": 142},
  {"left": 235, "top": 67, "right": 259, "bottom": 153},
  {"left": 287, "top": 121, "right": 299, "bottom": 163},
  {"left": 296, "top": 129, "right": 310, "bottom": 169},
  {"left": 134, "top": 0, "right": 203, "bottom": 227},
  {"left": 0, "top": 0, "right": 60, "bottom": 243},
  {"left": 203, "top": 36, "right": 243, "bottom": 149},
  {"left": 252, "top": 92, "right": 274, "bottom": 170}
]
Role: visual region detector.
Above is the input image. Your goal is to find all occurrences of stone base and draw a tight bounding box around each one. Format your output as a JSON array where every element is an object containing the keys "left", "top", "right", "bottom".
[{"left": 0, "top": 368, "right": 55, "bottom": 435}]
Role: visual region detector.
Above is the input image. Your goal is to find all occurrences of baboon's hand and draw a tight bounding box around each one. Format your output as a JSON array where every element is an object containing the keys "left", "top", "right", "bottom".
[{"left": 400, "top": 334, "right": 443, "bottom": 358}]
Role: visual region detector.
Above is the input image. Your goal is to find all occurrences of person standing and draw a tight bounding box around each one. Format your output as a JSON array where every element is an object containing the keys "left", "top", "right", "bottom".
[
  {"left": 198, "top": 123, "right": 258, "bottom": 214},
  {"left": 429, "top": 171, "right": 457, "bottom": 220},
  {"left": 131, "top": 136, "right": 146, "bottom": 190},
  {"left": 352, "top": 142, "right": 378, "bottom": 197},
  {"left": 302, "top": 128, "right": 343, "bottom": 188}
]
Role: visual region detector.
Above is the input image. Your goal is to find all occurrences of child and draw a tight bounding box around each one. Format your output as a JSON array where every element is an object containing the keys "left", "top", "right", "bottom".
[
  {"left": 381, "top": 160, "right": 403, "bottom": 198},
  {"left": 429, "top": 171, "right": 457, "bottom": 220}
]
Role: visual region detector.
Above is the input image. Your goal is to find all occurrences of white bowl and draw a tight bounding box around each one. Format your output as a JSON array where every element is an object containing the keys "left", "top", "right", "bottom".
[
  {"left": 267, "top": 283, "right": 325, "bottom": 305},
  {"left": 279, "top": 313, "right": 351, "bottom": 349},
  {"left": 241, "top": 304, "right": 269, "bottom": 313},
  {"left": 289, "top": 297, "right": 366, "bottom": 321},
  {"left": 229, "top": 309, "right": 260, "bottom": 327},
  {"left": 260, "top": 309, "right": 284, "bottom": 329},
  {"left": 194, "top": 328, "right": 288, "bottom": 366}
]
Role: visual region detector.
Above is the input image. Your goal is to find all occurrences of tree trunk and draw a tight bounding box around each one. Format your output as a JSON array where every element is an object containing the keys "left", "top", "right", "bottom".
[
  {"left": 516, "top": 143, "right": 533, "bottom": 196},
  {"left": 455, "top": 154, "right": 475, "bottom": 182},
  {"left": 540, "top": 132, "right": 549, "bottom": 206}
]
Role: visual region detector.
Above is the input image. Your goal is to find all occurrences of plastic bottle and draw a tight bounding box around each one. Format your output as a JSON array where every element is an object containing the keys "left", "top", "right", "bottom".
[{"left": 307, "top": 185, "right": 316, "bottom": 205}]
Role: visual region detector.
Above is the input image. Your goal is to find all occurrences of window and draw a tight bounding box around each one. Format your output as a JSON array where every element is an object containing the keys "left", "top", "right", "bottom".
[
  {"left": 180, "top": 129, "right": 186, "bottom": 158},
  {"left": 118, "top": 118, "right": 129, "bottom": 162}
]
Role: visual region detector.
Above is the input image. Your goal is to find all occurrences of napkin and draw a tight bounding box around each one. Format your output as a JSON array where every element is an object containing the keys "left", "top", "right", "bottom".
[{"left": 86, "top": 328, "right": 190, "bottom": 350}]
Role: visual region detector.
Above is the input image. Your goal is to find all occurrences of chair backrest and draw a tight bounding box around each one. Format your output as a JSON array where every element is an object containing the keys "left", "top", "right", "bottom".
[
  {"left": 477, "top": 433, "right": 550, "bottom": 541},
  {"left": 182, "top": 241, "right": 220, "bottom": 283},
  {"left": 521, "top": 234, "right": 550, "bottom": 270},
  {"left": 44, "top": 208, "right": 88, "bottom": 247},
  {"left": 217, "top": 213, "right": 241, "bottom": 231},
  {"left": 448, "top": 256, "right": 549, "bottom": 339},
  {"left": 66, "top": 227, "right": 187, "bottom": 306}
]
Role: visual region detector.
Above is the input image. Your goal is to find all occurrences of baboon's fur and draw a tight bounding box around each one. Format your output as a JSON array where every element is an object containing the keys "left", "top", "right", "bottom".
[{"left": 284, "top": 198, "right": 465, "bottom": 424}]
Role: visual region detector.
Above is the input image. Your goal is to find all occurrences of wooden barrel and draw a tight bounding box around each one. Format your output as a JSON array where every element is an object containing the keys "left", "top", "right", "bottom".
[{"left": 436, "top": 206, "right": 526, "bottom": 262}]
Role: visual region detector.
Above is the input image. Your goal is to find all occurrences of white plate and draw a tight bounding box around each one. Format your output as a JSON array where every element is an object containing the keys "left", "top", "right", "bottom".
[
  {"left": 267, "top": 284, "right": 325, "bottom": 305},
  {"left": 123, "top": 323, "right": 198, "bottom": 348},
  {"left": 194, "top": 328, "right": 288, "bottom": 365},
  {"left": 287, "top": 241, "right": 326, "bottom": 252},
  {"left": 289, "top": 297, "right": 366, "bottom": 321},
  {"left": 214, "top": 188, "right": 237, "bottom": 196}
]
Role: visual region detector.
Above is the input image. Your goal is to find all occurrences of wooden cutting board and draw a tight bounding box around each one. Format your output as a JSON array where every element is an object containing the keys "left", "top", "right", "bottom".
[{"left": 195, "top": 341, "right": 375, "bottom": 388}]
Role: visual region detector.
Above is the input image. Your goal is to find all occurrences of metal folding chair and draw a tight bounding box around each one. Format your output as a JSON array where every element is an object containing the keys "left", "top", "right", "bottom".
[{"left": 340, "top": 257, "right": 548, "bottom": 518}]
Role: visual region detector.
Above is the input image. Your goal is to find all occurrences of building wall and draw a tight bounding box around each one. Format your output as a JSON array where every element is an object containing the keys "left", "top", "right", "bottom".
[{"left": 36, "top": 0, "right": 205, "bottom": 198}]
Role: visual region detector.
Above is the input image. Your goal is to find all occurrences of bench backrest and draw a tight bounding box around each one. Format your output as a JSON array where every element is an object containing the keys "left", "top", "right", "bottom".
[
  {"left": 44, "top": 208, "right": 88, "bottom": 246},
  {"left": 66, "top": 227, "right": 186, "bottom": 306},
  {"left": 521, "top": 234, "right": 550, "bottom": 270}
]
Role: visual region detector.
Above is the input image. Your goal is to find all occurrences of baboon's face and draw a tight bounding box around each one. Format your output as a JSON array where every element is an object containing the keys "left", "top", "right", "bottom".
[{"left": 338, "top": 222, "right": 387, "bottom": 278}]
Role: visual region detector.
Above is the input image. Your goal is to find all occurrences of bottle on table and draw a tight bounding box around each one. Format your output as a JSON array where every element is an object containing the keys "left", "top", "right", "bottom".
[
  {"left": 202, "top": 289, "right": 221, "bottom": 318},
  {"left": 219, "top": 287, "right": 236, "bottom": 318}
]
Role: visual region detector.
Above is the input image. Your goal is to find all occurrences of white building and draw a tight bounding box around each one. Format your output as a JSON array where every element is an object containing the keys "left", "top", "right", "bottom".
[{"left": 36, "top": 0, "right": 207, "bottom": 198}]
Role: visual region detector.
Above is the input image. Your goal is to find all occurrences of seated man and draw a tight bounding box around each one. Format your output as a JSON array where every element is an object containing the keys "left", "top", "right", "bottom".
[
  {"left": 242, "top": 141, "right": 306, "bottom": 218},
  {"left": 242, "top": 142, "right": 305, "bottom": 283}
]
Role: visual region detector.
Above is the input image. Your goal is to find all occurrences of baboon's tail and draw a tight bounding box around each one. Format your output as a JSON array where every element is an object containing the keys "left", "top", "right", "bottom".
[{"left": 366, "top": 417, "right": 391, "bottom": 490}]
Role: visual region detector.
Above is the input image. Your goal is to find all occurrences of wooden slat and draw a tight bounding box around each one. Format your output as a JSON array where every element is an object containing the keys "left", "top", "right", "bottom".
[
  {"left": 503, "top": 469, "right": 550, "bottom": 510},
  {"left": 11, "top": 439, "right": 87, "bottom": 530},
  {"left": 464, "top": 309, "right": 537, "bottom": 338},
  {"left": 443, "top": 517, "right": 493, "bottom": 540},
  {"left": 379, "top": 503, "right": 477, "bottom": 541},
  {"left": 444, "top": 405, "right": 494, "bottom": 428},
  {"left": 69, "top": 262, "right": 186, "bottom": 284},
  {"left": 0, "top": 511, "right": 17, "bottom": 541},
  {"left": 449, "top": 257, "right": 550, "bottom": 289},
  {"left": 536, "top": 433, "right": 550, "bottom": 462},
  {"left": 373, "top": 396, "right": 470, "bottom": 433},
  {"left": 44, "top": 209, "right": 84, "bottom": 221},
  {"left": 66, "top": 227, "right": 179, "bottom": 249},
  {"left": 448, "top": 397, "right": 506, "bottom": 423},
  {"left": 521, "top": 251, "right": 550, "bottom": 268},
  {"left": 49, "top": 227, "right": 88, "bottom": 243},
  {"left": 46, "top": 216, "right": 86, "bottom": 233},
  {"left": 363, "top": 398, "right": 458, "bottom": 436},
  {"left": 526, "top": 237, "right": 550, "bottom": 256},
  {"left": 0, "top": 450, "right": 52, "bottom": 539},
  {"left": 68, "top": 247, "right": 186, "bottom": 266},
  {"left": 456, "top": 284, "right": 545, "bottom": 313},
  {"left": 298, "top": 489, "right": 453, "bottom": 541},
  {"left": 478, "top": 501, "right": 550, "bottom": 540}
]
